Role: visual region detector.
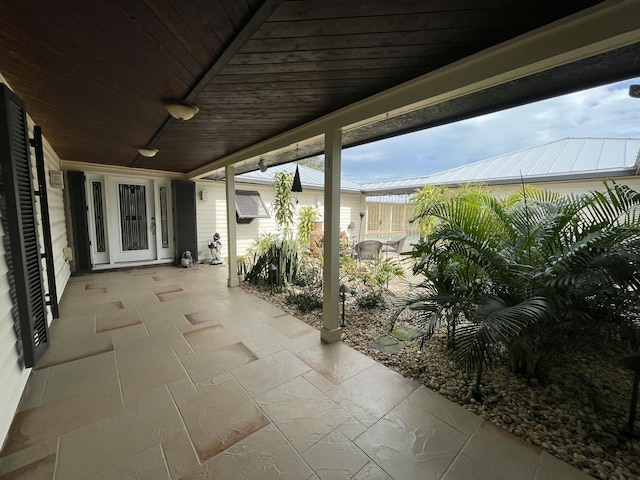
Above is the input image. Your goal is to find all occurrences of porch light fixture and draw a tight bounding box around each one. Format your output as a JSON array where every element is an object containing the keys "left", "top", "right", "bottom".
[
  {"left": 138, "top": 148, "right": 159, "bottom": 158},
  {"left": 258, "top": 159, "right": 267, "bottom": 172},
  {"left": 629, "top": 85, "right": 640, "bottom": 98},
  {"left": 163, "top": 101, "right": 199, "bottom": 120}
]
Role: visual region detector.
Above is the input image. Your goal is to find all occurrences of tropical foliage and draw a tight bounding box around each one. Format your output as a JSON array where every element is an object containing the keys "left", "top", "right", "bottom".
[
  {"left": 272, "top": 171, "right": 295, "bottom": 234},
  {"left": 410, "top": 183, "right": 490, "bottom": 237},
  {"left": 244, "top": 234, "right": 299, "bottom": 289},
  {"left": 297, "top": 205, "right": 318, "bottom": 246},
  {"left": 393, "top": 181, "right": 640, "bottom": 398}
]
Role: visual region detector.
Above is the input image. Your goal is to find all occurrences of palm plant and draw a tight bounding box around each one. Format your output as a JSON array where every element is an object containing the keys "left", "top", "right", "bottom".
[{"left": 395, "top": 181, "right": 640, "bottom": 397}]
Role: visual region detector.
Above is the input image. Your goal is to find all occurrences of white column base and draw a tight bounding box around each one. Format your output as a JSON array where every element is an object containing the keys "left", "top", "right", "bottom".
[{"left": 321, "top": 327, "right": 342, "bottom": 344}]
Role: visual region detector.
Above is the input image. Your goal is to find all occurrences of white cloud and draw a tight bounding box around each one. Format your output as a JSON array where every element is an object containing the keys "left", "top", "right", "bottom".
[{"left": 342, "top": 78, "right": 640, "bottom": 182}]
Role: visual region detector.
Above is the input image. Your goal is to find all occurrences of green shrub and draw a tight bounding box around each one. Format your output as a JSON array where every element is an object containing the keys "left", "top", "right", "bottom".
[
  {"left": 356, "top": 288, "right": 384, "bottom": 309},
  {"left": 394, "top": 181, "right": 640, "bottom": 399},
  {"left": 285, "top": 287, "right": 323, "bottom": 312}
]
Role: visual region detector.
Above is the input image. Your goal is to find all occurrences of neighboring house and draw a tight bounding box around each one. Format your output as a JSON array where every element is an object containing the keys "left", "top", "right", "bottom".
[
  {"left": 362, "top": 137, "right": 640, "bottom": 195},
  {"left": 361, "top": 138, "right": 640, "bottom": 235}
]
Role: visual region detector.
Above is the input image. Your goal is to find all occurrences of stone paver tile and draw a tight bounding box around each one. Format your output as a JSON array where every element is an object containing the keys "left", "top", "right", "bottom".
[
  {"left": 181, "top": 424, "right": 313, "bottom": 480},
  {"left": 302, "top": 429, "right": 369, "bottom": 480},
  {"left": 355, "top": 398, "right": 467, "bottom": 479},
  {"left": 181, "top": 324, "right": 239, "bottom": 352},
  {"left": 534, "top": 451, "right": 593, "bottom": 480},
  {"left": 41, "top": 351, "right": 118, "bottom": 405},
  {"left": 0, "top": 454, "right": 55, "bottom": 480},
  {"left": 460, "top": 421, "right": 540, "bottom": 480},
  {"left": 267, "top": 314, "right": 317, "bottom": 339},
  {"left": 162, "top": 431, "right": 199, "bottom": 480},
  {"left": 224, "top": 322, "right": 289, "bottom": 354},
  {"left": 55, "top": 389, "right": 183, "bottom": 480},
  {"left": 96, "top": 308, "right": 142, "bottom": 333},
  {"left": 296, "top": 341, "right": 374, "bottom": 385},
  {"left": 232, "top": 349, "right": 311, "bottom": 396},
  {"left": 441, "top": 453, "right": 499, "bottom": 480},
  {"left": 281, "top": 330, "right": 321, "bottom": 354},
  {"left": 184, "top": 309, "right": 222, "bottom": 326},
  {"left": 86, "top": 445, "right": 170, "bottom": 480},
  {"left": 406, "top": 386, "right": 483, "bottom": 436},
  {"left": 17, "top": 369, "right": 48, "bottom": 411},
  {"left": 1, "top": 387, "right": 122, "bottom": 457},
  {"left": 256, "top": 376, "right": 351, "bottom": 453},
  {"left": 352, "top": 461, "right": 393, "bottom": 480},
  {"left": 326, "top": 362, "right": 418, "bottom": 427},
  {"left": 110, "top": 323, "right": 149, "bottom": 345},
  {"left": 337, "top": 417, "right": 367, "bottom": 441},
  {"left": 47, "top": 314, "right": 96, "bottom": 339},
  {"left": 116, "top": 336, "right": 190, "bottom": 401},
  {"left": 303, "top": 370, "right": 337, "bottom": 393},
  {"left": 178, "top": 342, "right": 257, "bottom": 383},
  {"left": 0, "top": 439, "right": 57, "bottom": 477},
  {"left": 175, "top": 380, "right": 270, "bottom": 462},
  {"left": 35, "top": 331, "right": 113, "bottom": 370}
]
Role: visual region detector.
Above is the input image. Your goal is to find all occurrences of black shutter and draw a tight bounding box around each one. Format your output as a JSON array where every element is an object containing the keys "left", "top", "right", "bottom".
[
  {"left": 0, "top": 85, "right": 49, "bottom": 367},
  {"left": 172, "top": 180, "right": 198, "bottom": 263},
  {"left": 66, "top": 171, "right": 92, "bottom": 273}
]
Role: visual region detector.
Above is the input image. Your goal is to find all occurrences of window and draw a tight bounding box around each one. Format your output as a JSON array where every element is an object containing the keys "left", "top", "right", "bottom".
[{"left": 235, "top": 190, "right": 269, "bottom": 224}]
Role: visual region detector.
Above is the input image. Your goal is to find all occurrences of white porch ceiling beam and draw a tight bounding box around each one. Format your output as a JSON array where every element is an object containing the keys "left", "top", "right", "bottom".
[{"left": 188, "top": 0, "right": 640, "bottom": 180}]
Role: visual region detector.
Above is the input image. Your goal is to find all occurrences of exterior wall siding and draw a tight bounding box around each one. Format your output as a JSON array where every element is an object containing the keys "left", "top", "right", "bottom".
[
  {"left": 0, "top": 74, "right": 72, "bottom": 446},
  {"left": 195, "top": 179, "right": 365, "bottom": 262}
]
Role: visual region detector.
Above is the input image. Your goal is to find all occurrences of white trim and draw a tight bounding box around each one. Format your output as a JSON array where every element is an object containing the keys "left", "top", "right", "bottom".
[{"left": 62, "top": 160, "right": 185, "bottom": 180}]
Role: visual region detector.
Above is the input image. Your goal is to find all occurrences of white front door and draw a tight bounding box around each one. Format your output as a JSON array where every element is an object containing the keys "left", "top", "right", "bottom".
[{"left": 111, "top": 178, "right": 156, "bottom": 262}]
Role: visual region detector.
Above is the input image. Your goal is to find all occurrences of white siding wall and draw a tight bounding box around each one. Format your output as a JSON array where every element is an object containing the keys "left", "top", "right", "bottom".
[
  {"left": 0, "top": 75, "right": 72, "bottom": 446},
  {"left": 196, "top": 179, "right": 365, "bottom": 261}
]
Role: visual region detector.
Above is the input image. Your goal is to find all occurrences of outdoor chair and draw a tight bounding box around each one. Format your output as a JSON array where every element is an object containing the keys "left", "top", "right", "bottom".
[
  {"left": 355, "top": 240, "right": 383, "bottom": 261},
  {"left": 381, "top": 235, "right": 409, "bottom": 256}
]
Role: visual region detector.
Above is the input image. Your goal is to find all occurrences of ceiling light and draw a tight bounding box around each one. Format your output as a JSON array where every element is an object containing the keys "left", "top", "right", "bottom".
[
  {"left": 629, "top": 85, "right": 640, "bottom": 98},
  {"left": 258, "top": 159, "right": 267, "bottom": 172},
  {"left": 138, "top": 148, "right": 159, "bottom": 158},
  {"left": 163, "top": 101, "right": 199, "bottom": 120}
]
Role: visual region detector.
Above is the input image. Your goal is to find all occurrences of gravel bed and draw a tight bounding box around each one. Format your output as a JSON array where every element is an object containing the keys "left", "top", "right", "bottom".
[{"left": 242, "top": 282, "right": 640, "bottom": 480}]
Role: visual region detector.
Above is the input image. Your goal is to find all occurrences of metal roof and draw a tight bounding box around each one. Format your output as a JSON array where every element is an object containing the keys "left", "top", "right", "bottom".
[
  {"left": 235, "top": 164, "right": 363, "bottom": 194},
  {"left": 361, "top": 138, "right": 640, "bottom": 195}
]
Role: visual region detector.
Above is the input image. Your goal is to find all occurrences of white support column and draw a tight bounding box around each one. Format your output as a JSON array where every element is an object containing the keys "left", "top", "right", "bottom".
[
  {"left": 321, "top": 129, "right": 342, "bottom": 343},
  {"left": 225, "top": 165, "right": 239, "bottom": 288}
]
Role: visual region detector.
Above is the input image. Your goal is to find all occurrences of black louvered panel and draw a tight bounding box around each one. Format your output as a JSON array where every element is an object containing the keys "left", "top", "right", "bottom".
[
  {"left": 66, "top": 171, "right": 92, "bottom": 273},
  {"left": 0, "top": 85, "right": 49, "bottom": 367}
]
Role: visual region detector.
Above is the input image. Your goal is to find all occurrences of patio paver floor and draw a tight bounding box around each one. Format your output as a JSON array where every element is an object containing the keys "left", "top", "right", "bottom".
[{"left": 0, "top": 265, "right": 592, "bottom": 479}]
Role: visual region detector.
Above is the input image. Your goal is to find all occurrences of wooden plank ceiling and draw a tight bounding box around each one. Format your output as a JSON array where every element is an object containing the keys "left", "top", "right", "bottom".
[{"left": 0, "top": 0, "right": 620, "bottom": 175}]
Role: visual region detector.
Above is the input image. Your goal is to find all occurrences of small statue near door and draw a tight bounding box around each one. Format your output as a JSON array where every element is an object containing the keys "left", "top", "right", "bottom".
[
  {"left": 180, "top": 250, "right": 193, "bottom": 268},
  {"left": 208, "top": 233, "right": 223, "bottom": 265}
]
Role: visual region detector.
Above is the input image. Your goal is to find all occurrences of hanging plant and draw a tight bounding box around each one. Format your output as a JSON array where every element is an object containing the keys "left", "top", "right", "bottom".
[{"left": 272, "top": 172, "right": 295, "bottom": 234}]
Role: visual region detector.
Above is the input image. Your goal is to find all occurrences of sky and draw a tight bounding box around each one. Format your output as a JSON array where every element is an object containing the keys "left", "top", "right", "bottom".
[{"left": 340, "top": 78, "right": 640, "bottom": 183}]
